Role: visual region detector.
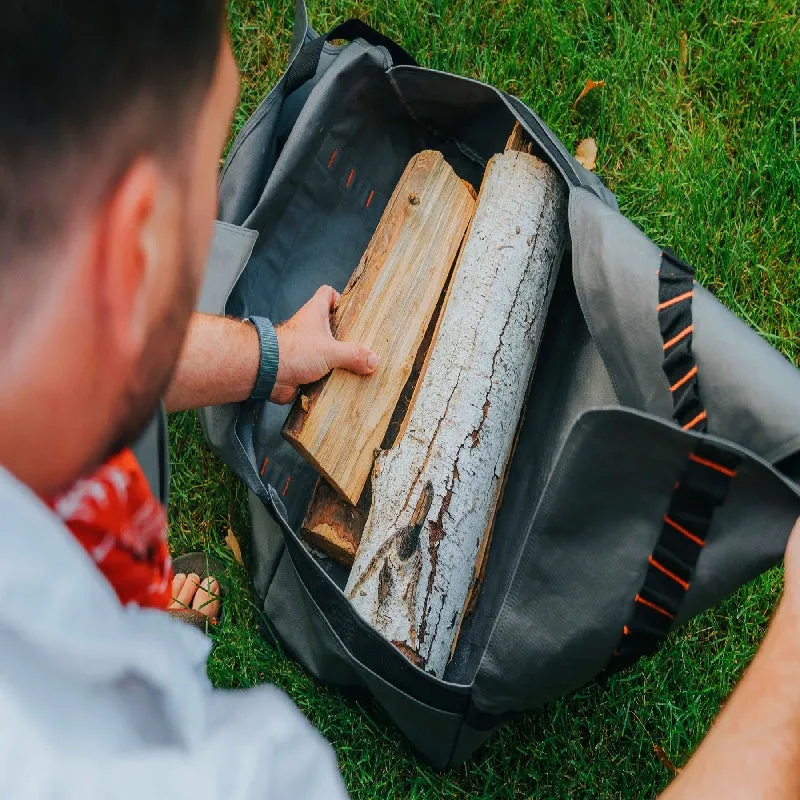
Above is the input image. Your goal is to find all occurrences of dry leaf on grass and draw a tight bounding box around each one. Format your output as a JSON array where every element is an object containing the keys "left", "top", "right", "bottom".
[
  {"left": 654, "top": 744, "right": 681, "bottom": 775},
  {"left": 679, "top": 31, "right": 689, "bottom": 76},
  {"left": 225, "top": 528, "right": 244, "bottom": 565},
  {"left": 573, "top": 78, "right": 605, "bottom": 108},
  {"left": 575, "top": 138, "right": 598, "bottom": 171}
]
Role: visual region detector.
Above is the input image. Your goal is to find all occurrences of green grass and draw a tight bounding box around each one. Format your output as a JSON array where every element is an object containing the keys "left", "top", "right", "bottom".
[{"left": 168, "top": 1, "right": 800, "bottom": 796}]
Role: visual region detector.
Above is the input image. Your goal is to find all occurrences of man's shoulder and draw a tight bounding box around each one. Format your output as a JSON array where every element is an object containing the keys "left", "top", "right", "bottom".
[{"left": 0, "top": 466, "right": 348, "bottom": 799}]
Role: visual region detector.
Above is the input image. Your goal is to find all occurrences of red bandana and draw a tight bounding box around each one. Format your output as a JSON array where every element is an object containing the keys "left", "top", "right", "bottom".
[{"left": 44, "top": 449, "right": 173, "bottom": 609}]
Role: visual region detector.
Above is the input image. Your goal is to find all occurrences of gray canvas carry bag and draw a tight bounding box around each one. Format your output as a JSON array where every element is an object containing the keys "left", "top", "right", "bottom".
[{"left": 198, "top": 0, "right": 800, "bottom": 768}]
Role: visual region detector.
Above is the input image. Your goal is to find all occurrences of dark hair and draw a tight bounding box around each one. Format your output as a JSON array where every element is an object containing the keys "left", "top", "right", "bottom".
[{"left": 0, "top": 1, "right": 226, "bottom": 265}]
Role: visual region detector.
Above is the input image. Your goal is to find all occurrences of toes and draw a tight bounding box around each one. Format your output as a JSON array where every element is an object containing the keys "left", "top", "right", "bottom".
[
  {"left": 171, "top": 572, "right": 201, "bottom": 609},
  {"left": 191, "top": 576, "right": 221, "bottom": 620},
  {"left": 168, "top": 573, "right": 188, "bottom": 608}
]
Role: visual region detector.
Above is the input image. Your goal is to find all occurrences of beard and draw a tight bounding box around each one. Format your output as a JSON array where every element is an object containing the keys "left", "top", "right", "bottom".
[{"left": 101, "top": 239, "right": 199, "bottom": 463}]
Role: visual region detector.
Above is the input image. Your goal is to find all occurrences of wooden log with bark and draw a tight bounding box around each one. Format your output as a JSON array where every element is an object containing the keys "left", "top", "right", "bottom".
[
  {"left": 345, "top": 140, "right": 567, "bottom": 677},
  {"left": 282, "top": 150, "right": 476, "bottom": 506}
]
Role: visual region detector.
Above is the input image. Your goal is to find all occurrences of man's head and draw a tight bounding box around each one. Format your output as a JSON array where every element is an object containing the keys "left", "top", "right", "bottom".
[{"left": 0, "top": 2, "right": 239, "bottom": 492}]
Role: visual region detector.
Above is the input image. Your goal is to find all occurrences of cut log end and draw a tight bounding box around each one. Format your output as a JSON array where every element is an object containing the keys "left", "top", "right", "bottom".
[
  {"left": 300, "top": 478, "right": 370, "bottom": 566},
  {"left": 505, "top": 121, "right": 533, "bottom": 154}
]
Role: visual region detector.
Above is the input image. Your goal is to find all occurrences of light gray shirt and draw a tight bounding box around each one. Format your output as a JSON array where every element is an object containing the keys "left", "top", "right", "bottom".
[{"left": 0, "top": 466, "right": 349, "bottom": 799}]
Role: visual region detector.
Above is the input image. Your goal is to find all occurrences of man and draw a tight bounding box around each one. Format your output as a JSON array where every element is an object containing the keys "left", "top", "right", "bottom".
[
  {"left": 0, "top": 2, "right": 371, "bottom": 796},
  {"left": 2, "top": 4, "right": 798, "bottom": 799}
]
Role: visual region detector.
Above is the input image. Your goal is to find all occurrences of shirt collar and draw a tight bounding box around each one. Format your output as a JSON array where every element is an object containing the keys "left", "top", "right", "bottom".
[{"left": 0, "top": 465, "right": 212, "bottom": 745}]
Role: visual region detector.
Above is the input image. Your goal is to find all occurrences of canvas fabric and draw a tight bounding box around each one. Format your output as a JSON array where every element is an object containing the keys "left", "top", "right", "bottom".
[{"left": 194, "top": 0, "right": 800, "bottom": 768}]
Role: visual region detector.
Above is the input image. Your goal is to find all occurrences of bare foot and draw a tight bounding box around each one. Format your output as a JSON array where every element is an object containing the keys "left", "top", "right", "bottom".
[{"left": 168, "top": 572, "right": 221, "bottom": 620}]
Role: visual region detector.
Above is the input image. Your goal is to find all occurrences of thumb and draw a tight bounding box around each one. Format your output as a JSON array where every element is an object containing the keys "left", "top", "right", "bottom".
[{"left": 328, "top": 339, "right": 378, "bottom": 375}]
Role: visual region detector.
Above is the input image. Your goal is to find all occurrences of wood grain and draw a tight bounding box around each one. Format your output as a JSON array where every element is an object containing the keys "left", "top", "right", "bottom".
[
  {"left": 300, "top": 270, "right": 453, "bottom": 565},
  {"left": 282, "top": 150, "right": 476, "bottom": 505},
  {"left": 505, "top": 121, "right": 533, "bottom": 154}
]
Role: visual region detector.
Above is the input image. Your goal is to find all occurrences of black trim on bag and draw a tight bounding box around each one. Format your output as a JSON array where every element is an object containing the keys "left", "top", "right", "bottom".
[
  {"left": 658, "top": 250, "right": 706, "bottom": 432},
  {"left": 284, "top": 19, "right": 418, "bottom": 97},
  {"left": 603, "top": 252, "right": 741, "bottom": 677},
  {"left": 503, "top": 94, "right": 584, "bottom": 189},
  {"left": 282, "top": 530, "right": 472, "bottom": 715},
  {"left": 604, "top": 440, "right": 740, "bottom": 675}
]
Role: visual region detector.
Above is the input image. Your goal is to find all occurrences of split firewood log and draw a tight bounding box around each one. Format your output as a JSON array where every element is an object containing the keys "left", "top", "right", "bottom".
[{"left": 283, "top": 150, "right": 476, "bottom": 506}]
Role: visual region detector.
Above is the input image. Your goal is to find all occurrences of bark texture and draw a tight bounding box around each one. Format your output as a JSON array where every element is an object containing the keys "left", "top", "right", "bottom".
[{"left": 345, "top": 150, "right": 567, "bottom": 676}]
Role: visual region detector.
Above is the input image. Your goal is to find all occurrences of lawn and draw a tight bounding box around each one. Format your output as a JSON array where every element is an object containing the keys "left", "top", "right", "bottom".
[{"left": 168, "top": 0, "right": 800, "bottom": 797}]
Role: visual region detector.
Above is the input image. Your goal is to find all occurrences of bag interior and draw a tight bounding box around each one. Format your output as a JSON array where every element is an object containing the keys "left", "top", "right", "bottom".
[{"left": 225, "top": 49, "right": 618, "bottom": 683}]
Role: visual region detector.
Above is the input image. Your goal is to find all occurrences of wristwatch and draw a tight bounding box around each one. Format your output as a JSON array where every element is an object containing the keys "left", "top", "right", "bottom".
[{"left": 245, "top": 316, "right": 279, "bottom": 405}]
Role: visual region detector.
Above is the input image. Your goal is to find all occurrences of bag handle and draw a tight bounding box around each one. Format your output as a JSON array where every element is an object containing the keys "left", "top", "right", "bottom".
[
  {"left": 284, "top": 19, "right": 418, "bottom": 97},
  {"left": 283, "top": 14, "right": 615, "bottom": 204}
]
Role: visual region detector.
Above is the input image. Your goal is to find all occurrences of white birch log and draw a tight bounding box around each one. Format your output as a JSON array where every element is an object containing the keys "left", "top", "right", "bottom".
[{"left": 344, "top": 150, "right": 568, "bottom": 676}]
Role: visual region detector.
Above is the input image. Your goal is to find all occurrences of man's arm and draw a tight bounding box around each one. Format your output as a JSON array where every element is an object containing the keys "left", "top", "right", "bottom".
[
  {"left": 660, "top": 517, "right": 800, "bottom": 799},
  {"left": 164, "top": 286, "right": 377, "bottom": 412}
]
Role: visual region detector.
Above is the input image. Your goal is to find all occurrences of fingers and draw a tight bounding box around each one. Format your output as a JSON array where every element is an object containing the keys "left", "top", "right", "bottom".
[
  {"left": 270, "top": 382, "right": 298, "bottom": 405},
  {"left": 328, "top": 339, "right": 378, "bottom": 375},
  {"left": 171, "top": 573, "right": 187, "bottom": 601},
  {"left": 313, "top": 285, "right": 340, "bottom": 314}
]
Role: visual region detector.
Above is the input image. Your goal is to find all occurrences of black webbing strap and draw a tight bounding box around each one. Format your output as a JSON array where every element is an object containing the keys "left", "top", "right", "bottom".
[
  {"left": 284, "top": 19, "right": 418, "bottom": 97},
  {"left": 658, "top": 250, "right": 706, "bottom": 432},
  {"left": 603, "top": 251, "right": 741, "bottom": 676}
]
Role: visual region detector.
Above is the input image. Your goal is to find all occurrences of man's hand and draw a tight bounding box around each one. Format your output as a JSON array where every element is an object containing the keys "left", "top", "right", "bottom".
[
  {"left": 271, "top": 286, "right": 377, "bottom": 404},
  {"left": 659, "top": 516, "right": 800, "bottom": 799}
]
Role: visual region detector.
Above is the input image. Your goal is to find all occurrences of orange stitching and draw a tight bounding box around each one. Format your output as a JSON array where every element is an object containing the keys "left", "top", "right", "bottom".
[
  {"left": 683, "top": 410, "right": 708, "bottom": 430},
  {"left": 657, "top": 290, "right": 694, "bottom": 312},
  {"left": 282, "top": 476, "right": 292, "bottom": 496},
  {"left": 689, "top": 452, "right": 736, "bottom": 478},
  {"left": 664, "top": 515, "right": 705, "bottom": 547},
  {"left": 327, "top": 148, "right": 338, "bottom": 168},
  {"left": 365, "top": 189, "right": 375, "bottom": 208},
  {"left": 635, "top": 594, "right": 674, "bottom": 619},
  {"left": 670, "top": 365, "right": 698, "bottom": 392},
  {"left": 259, "top": 456, "right": 270, "bottom": 476},
  {"left": 648, "top": 555, "right": 689, "bottom": 590},
  {"left": 662, "top": 324, "right": 694, "bottom": 351},
  {"left": 345, "top": 168, "right": 355, "bottom": 188}
]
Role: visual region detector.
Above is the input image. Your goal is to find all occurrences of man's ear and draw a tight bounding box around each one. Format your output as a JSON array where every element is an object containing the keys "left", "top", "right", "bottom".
[{"left": 93, "top": 157, "right": 160, "bottom": 363}]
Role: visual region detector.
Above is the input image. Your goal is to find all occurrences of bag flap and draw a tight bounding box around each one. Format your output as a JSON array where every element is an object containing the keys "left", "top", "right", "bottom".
[
  {"left": 570, "top": 187, "right": 800, "bottom": 465},
  {"left": 473, "top": 406, "right": 800, "bottom": 714}
]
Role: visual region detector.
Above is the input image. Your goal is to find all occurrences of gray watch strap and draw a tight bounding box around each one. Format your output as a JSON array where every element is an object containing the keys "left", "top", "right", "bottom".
[{"left": 246, "top": 316, "right": 279, "bottom": 404}]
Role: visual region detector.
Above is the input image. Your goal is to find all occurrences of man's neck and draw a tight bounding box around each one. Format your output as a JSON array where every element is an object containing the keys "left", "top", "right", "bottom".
[{"left": 0, "top": 350, "right": 102, "bottom": 496}]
